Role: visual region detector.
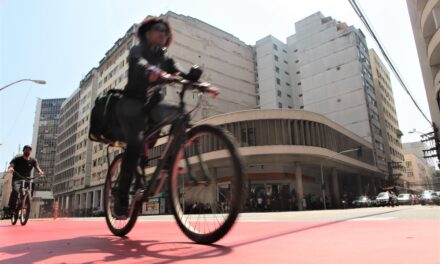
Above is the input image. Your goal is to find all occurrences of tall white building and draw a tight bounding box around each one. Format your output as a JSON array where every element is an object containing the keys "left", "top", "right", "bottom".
[
  {"left": 284, "top": 12, "right": 386, "bottom": 171},
  {"left": 255, "top": 36, "right": 293, "bottom": 109}
]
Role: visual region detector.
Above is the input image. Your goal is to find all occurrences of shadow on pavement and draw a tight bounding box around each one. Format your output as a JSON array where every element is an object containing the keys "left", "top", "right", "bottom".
[
  {"left": 230, "top": 208, "right": 406, "bottom": 248},
  {"left": 0, "top": 235, "right": 231, "bottom": 264}
]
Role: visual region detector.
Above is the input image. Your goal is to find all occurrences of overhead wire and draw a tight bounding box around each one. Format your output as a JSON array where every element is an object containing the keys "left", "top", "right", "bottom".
[{"left": 348, "top": 0, "right": 432, "bottom": 124}]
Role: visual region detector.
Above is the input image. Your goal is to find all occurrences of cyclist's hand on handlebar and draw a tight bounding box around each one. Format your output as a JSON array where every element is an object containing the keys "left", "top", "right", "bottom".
[
  {"left": 38, "top": 171, "right": 45, "bottom": 177},
  {"left": 147, "top": 65, "right": 163, "bottom": 82},
  {"left": 7, "top": 167, "right": 14, "bottom": 173}
]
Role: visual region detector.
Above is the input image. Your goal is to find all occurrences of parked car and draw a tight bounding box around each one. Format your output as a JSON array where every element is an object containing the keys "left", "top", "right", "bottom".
[
  {"left": 376, "top": 191, "right": 398, "bottom": 206},
  {"left": 352, "top": 195, "right": 372, "bottom": 207},
  {"left": 420, "top": 190, "right": 440, "bottom": 205},
  {"left": 397, "top": 193, "right": 413, "bottom": 205}
]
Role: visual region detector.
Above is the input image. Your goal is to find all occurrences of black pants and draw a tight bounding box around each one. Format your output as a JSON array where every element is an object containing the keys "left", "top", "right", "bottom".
[
  {"left": 8, "top": 180, "right": 34, "bottom": 209},
  {"left": 116, "top": 97, "right": 181, "bottom": 197}
]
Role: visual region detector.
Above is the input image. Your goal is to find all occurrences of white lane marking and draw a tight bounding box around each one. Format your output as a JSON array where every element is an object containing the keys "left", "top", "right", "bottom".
[{"left": 349, "top": 217, "right": 395, "bottom": 221}]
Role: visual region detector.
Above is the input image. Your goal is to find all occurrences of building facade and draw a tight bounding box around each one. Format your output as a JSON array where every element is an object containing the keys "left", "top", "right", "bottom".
[
  {"left": 406, "top": 0, "right": 440, "bottom": 129},
  {"left": 148, "top": 109, "right": 385, "bottom": 210},
  {"left": 404, "top": 152, "right": 435, "bottom": 191},
  {"left": 284, "top": 12, "right": 387, "bottom": 172},
  {"left": 369, "top": 49, "right": 406, "bottom": 184},
  {"left": 52, "top": 88, "right": 81, "bottom": 213},
  {"left": 31, "top": 98, "right": 65, "bottom": 191},
  {"left": 255, "top": 36, "right": 294, "bottom": 109}
]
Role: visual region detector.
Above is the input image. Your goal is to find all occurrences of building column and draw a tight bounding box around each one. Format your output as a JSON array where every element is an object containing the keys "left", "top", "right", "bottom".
[
  {"left": 295, "top": 163, "right": 304, "bottom": 210},
  {"left": 331, "top": 168, "right": 340, "bottom": 207}
]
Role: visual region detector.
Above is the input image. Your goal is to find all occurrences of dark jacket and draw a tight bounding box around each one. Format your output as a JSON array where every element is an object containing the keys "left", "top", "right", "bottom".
[{"left": 123, "top": 42, "right": 181, "bottom": 101}]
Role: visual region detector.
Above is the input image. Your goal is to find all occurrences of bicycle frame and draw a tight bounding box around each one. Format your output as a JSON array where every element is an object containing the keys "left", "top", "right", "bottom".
[{"left": 108, "top": 81, "right": 212, "bottom": 217}]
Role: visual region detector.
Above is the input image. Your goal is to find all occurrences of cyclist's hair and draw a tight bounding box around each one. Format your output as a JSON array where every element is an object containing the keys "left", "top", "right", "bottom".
[
  {"left": 137, "top": 16, "right": 173, "bottom": 48},
  {"left": 22, "top": 145, "right": 32, "bottom": 151}
]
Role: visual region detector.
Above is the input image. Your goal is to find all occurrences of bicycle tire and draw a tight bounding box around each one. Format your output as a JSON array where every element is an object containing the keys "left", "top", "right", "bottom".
[
  {"left": 104, "top": 153, "right": 140, "bottom": 236},
  {"left": 20, "top": 196, "right": 31, "bottom": 226},
  {"left": 169, "top": 124, "right": 245, "bottom": 244},
  {"left": 11, "top": 208, "right": 18, "bottom": 225}
]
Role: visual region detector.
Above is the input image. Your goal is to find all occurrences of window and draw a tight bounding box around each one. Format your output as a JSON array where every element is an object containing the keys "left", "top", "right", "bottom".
[
  {"left": 273, "top": 44, "right": 278, "bottom": 50},
  {"left": 294, "top": 49, "right": 298, "bottom": 52},
  {"left": 278, "top": 102, "right": 283, "bottom": 108},
  {"left": 282, "top": 49, "right": 287, "bottom": 53},
  {"left": 286, "top": 82, "right": 291, "bottom": 86},
  {"left": 241, "top": 127, "right": 256, "bottom": 146},
  {"left": 296, "top": 71, "right": 300, "bottom": 74},
  {"left": 297, "top": 82, "right": 301, "bottom": 86},
  {"left": 299, "top": 94, "right": 303, "bottom": 97},
  {"left": 287, "top": 94, "right": 292, "bottom": 98},
  {"left": 300, "top": 105, "right": 304, "bottom": 109},
  {"left": 276, "top": 78, "right": 281, "bottom": 85},
  {"left": 285, "top": 71, "right": 289, "bottom": 75},
  {"left": 283, "top": 60, "right": 288, "bottom": 64},
  {"left": 274, "top": 55, "right": 279, "bottom": 61},
  {"left": 275, "top": 66, "right": 279, "bottom": 73},
  {"left": 277, "top": 90, "right": 282, "bottom": 97},
  {"left": 295, "top": 60, "right": 299, "bottom": 63}
]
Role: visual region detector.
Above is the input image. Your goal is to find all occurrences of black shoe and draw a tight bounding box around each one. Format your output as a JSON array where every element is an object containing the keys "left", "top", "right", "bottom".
[{"left": 113, "top": 193, "right": 129, "bottom": 218}]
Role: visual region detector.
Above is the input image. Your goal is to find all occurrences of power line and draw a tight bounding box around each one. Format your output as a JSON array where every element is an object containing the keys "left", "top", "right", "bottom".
[{"left": 348, "top": 0, "right": 432, "bottom": 125}]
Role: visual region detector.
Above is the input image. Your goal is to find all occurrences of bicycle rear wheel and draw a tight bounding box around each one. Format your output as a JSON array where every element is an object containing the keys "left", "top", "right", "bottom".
[
  {"left": 169, "top": 124, "right": 245, "bottom": 244},
  {"left": 104, "top": 153, "right": 140, "bottom": 236},
  {"left": 20, "top": 196, "right": 31, "bottom": 225}
]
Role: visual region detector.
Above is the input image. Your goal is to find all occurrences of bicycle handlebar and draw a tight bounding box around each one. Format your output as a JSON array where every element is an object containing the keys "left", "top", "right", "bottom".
[
  {"left": 12, "top": 171, "right": 43, "bottom": 181},
  {"left": 159, "top": 74, "right": 219, "bottom": 97}
]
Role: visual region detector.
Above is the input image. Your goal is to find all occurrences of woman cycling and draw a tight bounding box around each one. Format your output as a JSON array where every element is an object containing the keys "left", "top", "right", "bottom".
[{"left": 114, "top": 17, "right": 192, "bottom": 217}]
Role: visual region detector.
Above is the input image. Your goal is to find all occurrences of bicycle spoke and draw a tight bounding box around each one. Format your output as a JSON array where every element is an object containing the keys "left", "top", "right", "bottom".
[{"left": 169, "top": 125, "right": 245, "bottom": 243}]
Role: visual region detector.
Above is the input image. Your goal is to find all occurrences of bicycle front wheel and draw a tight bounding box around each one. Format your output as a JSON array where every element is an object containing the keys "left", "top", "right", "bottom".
[
  {"left": 104, "top": 153, "right": 140, "bottom": 237},
  {"left": 20, "top": 196, "right": 31, "bottom": 226},
  {"left": 169, "top": 124, "right": 245, "bottom": 244},
  {"left": 11, "top": 208, "right": 18, "bottom": 225}
]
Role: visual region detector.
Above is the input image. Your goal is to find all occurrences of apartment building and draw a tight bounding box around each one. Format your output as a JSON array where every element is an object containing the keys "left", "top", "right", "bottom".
[
  {"left": 369, "top": 49, "right": 406, "bottom": 183},
  {"left": 254, "top": 36, "right": 293, "bottom": 109},
  {"left": 404, "top": 152, "right": 435, "bottom": 191},
  {"left": 31, "top": 98, "right": 65, "bottom": 191},
  {"left": 283, "top": 12, "right": 387, "bottom": 172},
  {"left": 52, "top": 88, "right": 80, "bottom": 213}
]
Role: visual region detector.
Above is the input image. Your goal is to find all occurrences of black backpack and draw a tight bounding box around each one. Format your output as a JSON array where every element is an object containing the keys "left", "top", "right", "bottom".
[{"left": 89, "top": 89, "right": 125, "bottom": 144}]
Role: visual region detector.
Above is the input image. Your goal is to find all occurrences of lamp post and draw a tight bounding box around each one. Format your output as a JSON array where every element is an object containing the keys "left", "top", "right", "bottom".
[
  {"left": 0, "top": 79, "right": 46, "bottom": 92},
  {"left": 320, "top": 147, "right": 362, "bottom": 209}
]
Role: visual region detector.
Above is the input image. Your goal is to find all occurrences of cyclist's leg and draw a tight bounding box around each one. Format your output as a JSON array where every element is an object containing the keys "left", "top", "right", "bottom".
[
  {"left": 115, "top": 97, "right": 145, "bottom": 215},
  {"left": 8, "top": 181, "right": 20, "bottom": 210}
]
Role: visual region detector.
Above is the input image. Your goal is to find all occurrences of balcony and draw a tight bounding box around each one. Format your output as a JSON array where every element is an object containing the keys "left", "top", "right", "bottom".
[{"left": 421, "top": 0, "right": 439, "bottom": 38}]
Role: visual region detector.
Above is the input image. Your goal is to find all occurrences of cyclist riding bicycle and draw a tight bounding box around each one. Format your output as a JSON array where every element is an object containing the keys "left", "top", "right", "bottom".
[
  {"left": 6, "top": 145, "right": 44, "bottom": 215},
  {"left": 114, "top": 17, "right": 198, "bottom": 217}
]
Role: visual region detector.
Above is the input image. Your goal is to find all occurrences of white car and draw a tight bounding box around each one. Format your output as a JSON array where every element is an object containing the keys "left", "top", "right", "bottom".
[
  {"left": 397, "top": 193, "right": 413, "bottom": 205},
  {"left": 376, "top": 192, "right": 397, "bottom": 206}
]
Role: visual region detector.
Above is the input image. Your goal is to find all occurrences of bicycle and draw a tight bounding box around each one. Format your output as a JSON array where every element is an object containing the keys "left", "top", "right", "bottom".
[
  {"left": 10, "top": 172, "right": 37, "bottom": 226},
  {"left": 103, "top": 71, "right": 246, "bottom": 244}
]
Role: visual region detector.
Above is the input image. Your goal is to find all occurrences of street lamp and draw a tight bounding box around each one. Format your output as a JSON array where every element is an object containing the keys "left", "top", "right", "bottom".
[
  {"left": 320, "top": 147, "right": 362, "bottom": 210},
  {"left": 0, "top": 79, "right": 47, "bottom": 92}
]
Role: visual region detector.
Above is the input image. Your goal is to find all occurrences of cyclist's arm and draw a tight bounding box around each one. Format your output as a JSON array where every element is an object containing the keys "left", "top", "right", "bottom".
[
  {"left": 33, "top": 159, "right": 44, "bottom": 176},
  {"left": 7, "top": 157, "right": 17, "bottom": 173},
  {"left": 128, "top": 46, "right": 163, "bottom": 84}
]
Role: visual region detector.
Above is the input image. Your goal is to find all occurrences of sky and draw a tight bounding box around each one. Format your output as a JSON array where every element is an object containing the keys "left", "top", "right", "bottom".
[{"left": 0, "top": 0, "right": 434, "bottom": 170}]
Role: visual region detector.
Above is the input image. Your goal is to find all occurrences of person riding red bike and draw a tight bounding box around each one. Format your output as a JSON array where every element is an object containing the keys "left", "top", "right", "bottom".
[
  {"left": 114, "top": 17, "right": 198, "bottom": 217},
  {"left": 5, "top": 145, "right": 44, "bottom": 216}
]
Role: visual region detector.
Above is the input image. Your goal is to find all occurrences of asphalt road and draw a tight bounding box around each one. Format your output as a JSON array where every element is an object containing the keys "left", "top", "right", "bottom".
[{"left": 1, "top": 205, "right": 439, "bottom": 264}]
